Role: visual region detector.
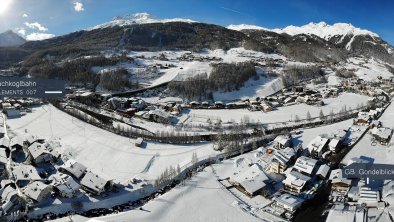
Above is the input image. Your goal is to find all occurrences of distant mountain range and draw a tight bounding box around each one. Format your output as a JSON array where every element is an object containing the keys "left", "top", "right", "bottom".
[
  {"left": 0, "top": 13, "right": 393, "bottom": 71},
  {"left": 0, "top": 30, "right": 26, "bottom": 47}
]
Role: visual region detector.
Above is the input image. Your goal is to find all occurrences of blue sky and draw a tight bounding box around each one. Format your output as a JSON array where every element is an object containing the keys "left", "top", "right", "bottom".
[{"left": 1, "top": 0, "right": 393, "bottom": 44}]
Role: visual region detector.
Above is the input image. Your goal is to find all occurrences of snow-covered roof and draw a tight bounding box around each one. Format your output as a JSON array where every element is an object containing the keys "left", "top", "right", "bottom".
[
  {"left": 80, "top": 171, "right": 111, "bottom": 193},
  {"left": 51, "top": 173, "right": 80, "bottom": 197},
  {"left": 1, "top": 185, "right": 18, "bottom": 202},
  {"left": 274, "top": 193, "right": 304, "bottom": 210},
  {"left": 329, "top": 169, "right": 352, "bottom": 186},
  {"left": 306, "top": 136, "right": 329, "bottom": 154},
  {"left": 283, "top": 171, "right": 311, "bottom": 188},
  {"left": 273, "top": 147, "right": 295, "bottom": 165},
  {"left": 293, "top": 156, "right": 318, "bottom": 175},
  {"left": 316, "top": 164, "right": 330, "bottom": 178},
  {"left": 59, "top": 159, "right": 87, "bottom": 179},
  {"left": 326, "top": 205, "right": 358, "bottom": 222},
  {"left": 347, "top": 157, "right": 371, "bottom": 166},
  {"left": 23, "top": 181, "right": 50, "bottom": 201},
  {"left": 12, "top": 165, "right": 41, "bottom": 181},
  {"left": 27, "top": 142, "right": 51, "bottom": 159},
  {"left": 371, "top": 127, "right": 393, "bottom": 140},
  {"left": 232, "top": 164, "right": 269, "bottom": 195},
  {"left": 274, "top": 135, "right": 291, "bottom": 146},
  {"left": 149, "top": 109, "right": 171, "bottom": 119}
]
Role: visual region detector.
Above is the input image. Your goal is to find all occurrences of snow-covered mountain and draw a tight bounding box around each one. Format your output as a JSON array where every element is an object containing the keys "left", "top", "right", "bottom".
[
  {"left": 228, "top": 22, "right": 378, "bottom": 39},
  {"left": 90, "top": 12, "right": 197, "bottom": 30},
  {"left": 0, "top": 30, "right": 26, "bottom": 47}
]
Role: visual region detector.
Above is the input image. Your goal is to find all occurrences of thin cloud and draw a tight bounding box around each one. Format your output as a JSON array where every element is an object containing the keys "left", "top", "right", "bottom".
[
  {"left": 74, "top": 2, "right": 85, "bottom": 12},
  {"left": 26, "top": 33, "right": 55, "bottom": 41},
  {"left": 24, "top": 22, "right": 48, "bottom": 32},
  {"left": 220, "top": 6, "right": 243, "bottom": 15},
  {"left": 22, "top": 13, "right": 28, "bottom": 18},
  {"left": 17, "top": 28, "right": 26, "bottom": 36}
]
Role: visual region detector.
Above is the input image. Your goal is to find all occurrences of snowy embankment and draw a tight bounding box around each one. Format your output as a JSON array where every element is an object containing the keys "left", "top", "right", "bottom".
[
  {"left": 96, "top": 167, "right": 263, "bottom": 222},
  {"left": 6, "top": 105, "right": 218, "bottom": 183}
]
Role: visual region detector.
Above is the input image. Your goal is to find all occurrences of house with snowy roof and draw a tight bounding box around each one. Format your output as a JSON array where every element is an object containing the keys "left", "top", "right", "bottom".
[
  {"left": 231, "top": 164, "right": 270, "bottom": 197},
  {"left": 269, "top": 147, "right": 296, "bottom": 174},
  {"left": 59, "top": 159, "right": 87, "bottom": 179},
  {"left": 50, "top": 173, "right": 81, "bottom": 198},
  {"left": 273, "top": 135, "right": 292, "bottom": 149},
  {"left": 293, "top": 156, "right": 318, "bottom": 176},
  {"left": 306, "top": 136, "right": 329, "bottom": 158},
  {"left": 80, "top": 171, "right": 113, "bottom": 195},
  {"left": 283, "top": 171, "right": 311, "bottom": 193},
  {"left": 22, "top": 181, "right": 51, "bottom": 202}
]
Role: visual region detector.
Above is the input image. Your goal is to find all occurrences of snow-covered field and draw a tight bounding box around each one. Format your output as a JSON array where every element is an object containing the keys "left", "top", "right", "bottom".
[
  {"left": 7, "top": 105, "right": 218, "bottom": 183},
  {"left": 96, "top": 167, "right": 262, "bottom": 222},
  {"left": 186, "top": 93, "right": 370, "bottom": 125},
  {"left": 292, "top": 119, "right": 354, "bottom": 147},
  {"left": 342, "top": 101, "right": 394, "bottom": 165},
  {"left": 342, "top": 57, "right": 393, "bottom": 81}
]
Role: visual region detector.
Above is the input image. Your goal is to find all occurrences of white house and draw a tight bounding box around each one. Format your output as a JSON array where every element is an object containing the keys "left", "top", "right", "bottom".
[
  {"left": 231, "top": 164, "right": 270, "bottom": 197},
  {"left": 269, "top": 147, "right": 296, "bottom": 174},
  {"left": 293, "top": 156, "right": 318, "bottom": 176},
  {"left": 59, "top": 159, "right": 87, "bottom": 179},
  {"left": 23, "top": 181, "right": 51, "bottom": 202},
  {"left": 80, "top": 171, "right": 113, "bottom": 195},
  {"left": 51, "top": 173, "right": 81, "bottom": 198},
  {"left": 306, "top": 136, "right": 329, "bottom": 158},
  {"left": 283, "top": 171, "right": 311, "bottom": 193},
  {"left": 273, "top": 193, "right": 304, "bottom": 212},
  {"left": 273, "top": 135, "right": 292, "bottom": 149}
]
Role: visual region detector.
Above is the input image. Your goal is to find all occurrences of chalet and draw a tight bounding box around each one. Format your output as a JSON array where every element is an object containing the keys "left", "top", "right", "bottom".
[
  {"left": 293, "top": 156, "right": 318, "bottom": 176},
  {"left": 283, "top": 171, "right": 311, "bottom": 193},
  {"left": 370, "top": 120, "right": 382, "bottom": 128},
  {"left": 190, "top": 101, "right": 200, "bottom": 108},
  {"left": 329, "top": 169, "right": 352, "bottom": 195},
  {"left": 248, "top": 105, "right": 260, "bottom": 111},
  {"left": 273, "top": 193, "right": 304, "bottom": 212},
  {"left": 59, "top": 159, "right": 87, "bottom": 179},
  {"left": 80, "top": 171, "right": 113, "bottom": 195},
  {"left": 316, "top": 164, "right": 330, "bottom": 179},
  {"left": 215, "top": 101, "right": 225, "bottom": 109},
  {"left": 260, "top": 102, "right": 273, "bottom": 112},
  {"left": 273, "top": 135, "right": 292, "bottom": 149},
  {"left": 325, "top": 205, "right": 360, "bottom": 222},
  {"left": 269, "top": 147, "right": 296, "bottom": 174},
  {"left": 1, "top": 185, "right": 21, "bottom": 214},
  {"left": 231, "top": 164, "right": 270, "bottom": 197},
  {"left": 148, "top": 109, "right": 172, "bottom": 124},
  {"left": 51, "top": 173, "right": 80, "bottom": 198},
  {"left": 306, "top": 136, "right": 329, "bottom": 158},
  {"left": 27, "top": 142, "right": 53, "bottom": 164},
  {"left": 23, "top": 181, "right": 51, "bottom": 202},
  {"left": 328, "top": 139, "right": 340, "bottom": 153},
  {"left": 12, "top": 165, "right": 42, "bottom": 186},
  {"left": 355, "top": 187, "right": 380, "bottom": 208},
  {"left": 371, "top": 127, "right": 393, "bottom": 145},
  {"left": 354, "top": 112, "right": 371, "bottom": 126},
  {"left": 135, "top": 138, "right": 144, "bottom": 147},
  {"left": 201, "top": 101, "right": 209, "bottom": 108}
]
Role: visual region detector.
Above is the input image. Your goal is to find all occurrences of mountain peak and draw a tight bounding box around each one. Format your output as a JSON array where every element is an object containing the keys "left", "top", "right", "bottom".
[
  {"left": 90, "top": 12, "right": 197, "bottom": 30},
  {"left": 0, "top": 30, "right": 26, "bottom": 47},
  {"left": 228, "top": 21, "right": 379, "bottom": 40},
  {"left": 272, "top": 22, "right": 379, "bottom": 39}
]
